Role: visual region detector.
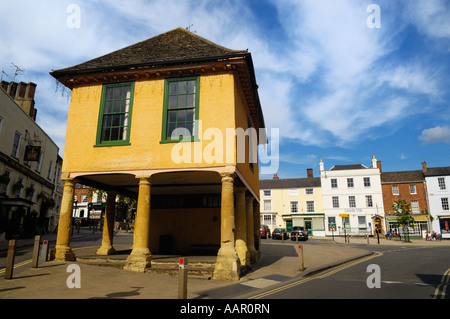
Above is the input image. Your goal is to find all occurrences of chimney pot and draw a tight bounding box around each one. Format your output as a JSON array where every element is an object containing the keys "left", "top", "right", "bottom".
[{"left": 273, "top": 174, "right": 279, "bottom": 180}]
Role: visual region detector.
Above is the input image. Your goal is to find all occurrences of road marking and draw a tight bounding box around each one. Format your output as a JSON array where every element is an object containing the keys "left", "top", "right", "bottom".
[
  {"left": 241, "top": 278, "right": 282, "bottom": 288},
  {"left": 249, "top": 251, "right": 383, "bottom": 299},
  {"left": 433, "top": 268, "right": 450, "bottom": 299}
]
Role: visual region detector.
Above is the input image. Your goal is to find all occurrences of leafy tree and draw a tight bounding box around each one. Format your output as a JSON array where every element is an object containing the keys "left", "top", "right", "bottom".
[{"left": 392, "top": 199, "right": 414, "bottom": 242}]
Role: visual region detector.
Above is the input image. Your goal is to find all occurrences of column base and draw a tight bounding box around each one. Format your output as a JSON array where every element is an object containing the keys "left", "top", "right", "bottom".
[
  {"left": 235, "top": 240, "right": 250, "bottom": 266},
  {"left": 53, "top": 245, "right": 76, "bottom": 261},
  {"left": 96, "top": 246, "right": 116, "bottom": 256},
  {"left": 123, "top": 248, "right": 152, "bottom": 272},
  {"left": 213, "top": 246, "right": 241, "bottom": 281}
]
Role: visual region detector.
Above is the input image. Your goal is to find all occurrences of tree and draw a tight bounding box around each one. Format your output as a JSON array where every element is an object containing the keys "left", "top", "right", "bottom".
[{"left": 392, "top": 199, "right": 415, "bottom": 242}]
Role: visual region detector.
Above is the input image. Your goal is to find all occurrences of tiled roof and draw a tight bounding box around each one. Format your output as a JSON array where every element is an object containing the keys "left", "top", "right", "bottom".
[
  {"left": 260, "top": 178, "right": 321, "bottom": 189},
  {"left": 52, "top": 27, "right": 248, "bottom": 74},
  {"left": 381, "top": 170, "right": 425, "bottom": 183},
  {"left": 424, "top": 166, "right": 450, "bottom": 177},
  {"left": 330, "top": 164, "right": 367, "bottom": 170}
]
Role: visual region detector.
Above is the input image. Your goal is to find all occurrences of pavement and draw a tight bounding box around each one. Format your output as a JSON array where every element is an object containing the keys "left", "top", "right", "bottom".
[{"left": 1, "top": 229, "right": 450, "bottom": 299}]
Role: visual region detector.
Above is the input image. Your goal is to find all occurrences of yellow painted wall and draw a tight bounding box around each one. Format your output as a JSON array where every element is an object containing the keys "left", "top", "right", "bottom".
[
  {"left": 62, "top": 73, "right": 243, "bottom": 173},
  {"left": 149, "top": 208, "right": 220, "bottom": 253}
]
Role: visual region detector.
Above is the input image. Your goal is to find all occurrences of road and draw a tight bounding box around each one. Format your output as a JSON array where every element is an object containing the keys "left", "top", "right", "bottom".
[{"left": 247, "top": 245, "right": 450, "bottom": 299}]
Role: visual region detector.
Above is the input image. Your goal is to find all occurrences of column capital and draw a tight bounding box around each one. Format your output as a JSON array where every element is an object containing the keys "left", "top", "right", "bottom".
[{"left": 220, "top": 172, "right": 235, "bottom": 182}]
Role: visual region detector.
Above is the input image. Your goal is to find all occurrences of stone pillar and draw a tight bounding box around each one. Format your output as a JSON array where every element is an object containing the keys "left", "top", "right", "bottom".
[
  {"left": 54, "top": 178, "right": 76, "bottom": 261},
  {"left": 235, "top": 187, "right": 249, "bottom": 266},
  {"left": 124, "top": 177, "right": 152, "bottom": 272},
  {"left": 213, "top": 173, "right": 240, "bottom": 281},
  {"left": 96, "top": 191, "right": 117, "bottom": 255},
  {"left": 246, "top": 195, "right": 257, "bottom": 263}
]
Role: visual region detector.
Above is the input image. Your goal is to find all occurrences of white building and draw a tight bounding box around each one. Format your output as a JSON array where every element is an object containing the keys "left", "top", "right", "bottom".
[
  {"left": 423, "top": 163, "right": 450, "bottom": 239},
  {"left": 320, "top": 156, "right": 384, "bottom": 237},
  {"left": 0, "top": 81, "right": 62, "bottom": 238}
]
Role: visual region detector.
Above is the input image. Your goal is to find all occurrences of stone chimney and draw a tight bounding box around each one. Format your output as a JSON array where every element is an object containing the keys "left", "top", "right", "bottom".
[
  {"left": 371, "top": 155, "right": 377, "bottom": 169},
  {"left": 273, "top": 174, "right": 279, "bottom": 180},
  {"left": 319, "top": 158, "right": 324, "bottom": 172},
  {"left": 422, "top": 161, "right": 427, "bottom": 173},
  {"left": 3, "top": 81, "right": 37, "bottom": 121},
  {"left": 307, "top": 168, "right": 313, "bottom": 178}
]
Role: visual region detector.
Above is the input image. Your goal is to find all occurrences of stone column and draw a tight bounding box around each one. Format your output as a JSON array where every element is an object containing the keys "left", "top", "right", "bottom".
[
  {"left": 54, "top": 178, "right": 76, "bottom": 261},
  {"left": 246, "top": 195, "right": 257, "bottom": 263},
  {"left": 213, "top": 173, "right": 240, "bottom": 281},
  {"left": 96, "top": 191, "right": 117, "bottom": 255},
  {"left": 235, "top": 187, "right": 249, "bottom": 266},
  {"left": 124, "top": 177, "right": 152, "bottom": 272}
]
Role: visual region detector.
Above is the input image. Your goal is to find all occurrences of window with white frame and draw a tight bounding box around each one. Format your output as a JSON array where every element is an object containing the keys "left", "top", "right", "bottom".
[
  {"left": 442, "top": 198, "right": 449, "bottom": 211},
  {"left": 305, "top": 188, "right": 314, "bottom": 195},
  {"left": 358, "top": 216, "right": 367, "bottom": 230},
  {"left": 332, "top": 196, "right": 339, "bottom": 208},
  {"left": 261, "top": 213, "right": 276, "bottom": 226},
  {"left": 438, "top": 178, "right": 446, "bottom": 190},
  {"left": 392, "top": 185, "right": 399, "bottom": 195},
  {"left": 410, "top": 184, "right": 417, "bottom": 194},
  {"left": 263, "top": 199, "right": 272, "bottom": 211},
  {"left": 81, "top": 194, "right": 88, "bottom": 202},
  {"left": 347, "top": 178, "right": 354, "bottom": 188},
  {"left": 11, "top": 131, "right": 21, "bottom": 158},
  {"left": 289, "top": 189, "right": 298, "bottom": 196},
  {"left": 290, "top": 201, "right": 299, "bottom": 213},
  {"left": 349, "top": 196, "right": 356, "bottom": 208},
  {"left": 331, "top": 179, "right": 338, "bottom": 188},
  {"left": 263, "top": 190, "right": 271, "bottom": 197},
  {"left": 364, "top": 177, "right": 371, "bottom": 187},
  {"left": 366, "top": 195, "right": 373, "bottom": 207},
  {"left": 411, "top": 200, "right": 420, "bottom": 214},
  {"left": 306, "top": 201, "right": 315, "bottom": 213}
]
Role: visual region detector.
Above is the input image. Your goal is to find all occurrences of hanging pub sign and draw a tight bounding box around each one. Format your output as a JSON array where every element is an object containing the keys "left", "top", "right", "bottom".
[{"left": 24, "top": 145, "right": 41, "bottom": 161}]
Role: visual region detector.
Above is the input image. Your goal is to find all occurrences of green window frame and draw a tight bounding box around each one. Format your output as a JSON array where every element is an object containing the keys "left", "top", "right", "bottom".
[
  {"left": 161, "top": 76, "right": 200, "bottom": 143},
  {"left": 95, "top": 82, "right": 134, "bottom": 147}
]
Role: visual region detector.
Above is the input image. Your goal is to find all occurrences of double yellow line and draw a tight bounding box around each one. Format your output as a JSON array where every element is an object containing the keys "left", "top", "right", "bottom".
[
  {"left": 249, "top": 251, "right": 383, "bottom": 299},
  {"left": 433, "top": 268, "right": 450, "bottom": 299}
]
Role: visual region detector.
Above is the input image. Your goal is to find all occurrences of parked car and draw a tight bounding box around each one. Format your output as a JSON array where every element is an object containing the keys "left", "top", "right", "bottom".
[
  {"left": 260, "top": 225, "right": 271, "bottom": 239},
  {"left": 291, "top": 226, "right": 308, "bottom": 241},
  {"left": 272, "top": 228, "right": 289, "bottom": 240}
]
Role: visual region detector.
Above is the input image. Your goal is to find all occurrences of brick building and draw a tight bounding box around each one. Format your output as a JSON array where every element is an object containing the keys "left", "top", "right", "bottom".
[{"left": 380, "top": 162, "right": 430, "bottom": 237}]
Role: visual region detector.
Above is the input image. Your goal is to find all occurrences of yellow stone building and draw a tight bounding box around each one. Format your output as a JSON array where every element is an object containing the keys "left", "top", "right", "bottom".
[
  {"left": 260, "top": 170, "right": 325, "bottom": 237},
  {"left": 50, "top": 28, "right": 265, "bottom": 280}
]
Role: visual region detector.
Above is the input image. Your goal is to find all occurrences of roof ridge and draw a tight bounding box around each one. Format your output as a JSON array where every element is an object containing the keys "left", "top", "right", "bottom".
[{"left": 52, "top": 27, "right": 248, "bottom": 75}]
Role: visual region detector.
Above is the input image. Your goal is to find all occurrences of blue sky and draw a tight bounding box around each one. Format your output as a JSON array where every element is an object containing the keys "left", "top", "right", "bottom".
[{"left": 1, "top": 0, "right": 449, "bottom": 180}]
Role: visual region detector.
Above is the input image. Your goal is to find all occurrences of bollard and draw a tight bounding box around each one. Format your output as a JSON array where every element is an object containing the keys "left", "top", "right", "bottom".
[
  {"left": 39, "top": 240, "right": 49, "bottom": 263},
  {"left": 282, "top": 233, "right": 284, "bottom": 243},
  {"left": 298, "top": 245, "right": 304, "bottom": 271},
  {"left": 366, "top": 235, "right": 370, "bottom": 244},
  {"left": 32, "top": 235, "right": 41, "bottom": 268},
  {"left": 5, "top": 239, "right": 16, "bottom": 279},
  {"left": 178, "top": 257, "right": 188, "bottom": 299}
]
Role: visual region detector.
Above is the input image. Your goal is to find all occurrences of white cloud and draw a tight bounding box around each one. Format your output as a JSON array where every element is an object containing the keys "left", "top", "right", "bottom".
[{"left": 419, "top": 126, "right": 450, "bottom": 144}]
